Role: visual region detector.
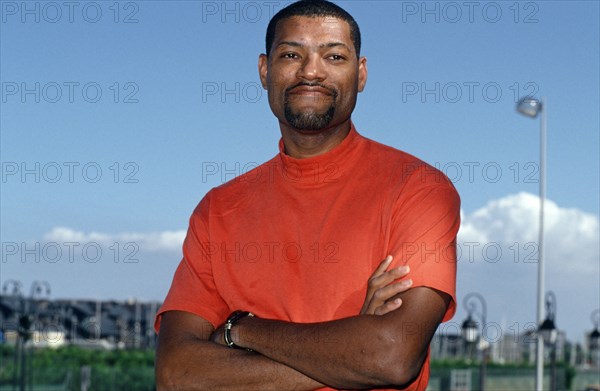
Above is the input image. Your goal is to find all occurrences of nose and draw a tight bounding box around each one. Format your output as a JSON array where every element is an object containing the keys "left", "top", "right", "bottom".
[{"left": 296, "top": 53, "right": 326, "bottom": 82}]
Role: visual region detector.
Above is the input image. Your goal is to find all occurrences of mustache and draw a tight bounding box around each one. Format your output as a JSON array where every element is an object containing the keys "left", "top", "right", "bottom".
[{"left": 285, "top": 82, "right": 337, "bottom": 96}]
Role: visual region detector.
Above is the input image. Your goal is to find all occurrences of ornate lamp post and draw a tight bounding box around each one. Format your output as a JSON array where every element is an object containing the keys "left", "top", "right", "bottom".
[
  {"left": 590, "top": 309, "right": 600, "bottom": 365},
  {"left": 516, "top": 96, "right": 547, "bottom": 391},
  {"left": 539, "top": 292, "right": 557, "bottom": 345},
  {"left": 2, "top": 280, "right": 24, "bottom": 391},
  {"left": 2, "top": 280, "right": 23, "bottom": 296},
  {"left": 1, "top": 280, "right": 51, "bottom": 391},
  {"left": 462, "top": 293, "right": 488, "bottom": 391},
  {"left": 28, "top": 281, "right": 51, "bottom": 390},
  {"left": 539, "top": 291, "right": 557, "bottom": 391}
]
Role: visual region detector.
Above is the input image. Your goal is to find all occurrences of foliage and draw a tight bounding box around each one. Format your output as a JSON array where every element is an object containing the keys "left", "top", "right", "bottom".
[
  {"left": 431, "top": 358, "right": 536, "bottom": 369},
  {"left": 0, "top": 345, "right": 155, "bottom": 391}
]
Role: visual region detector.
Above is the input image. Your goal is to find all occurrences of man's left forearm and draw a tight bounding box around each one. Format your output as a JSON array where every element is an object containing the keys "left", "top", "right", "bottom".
[{"left": 232, "top": 287, "right": 449, "bottom": 390}]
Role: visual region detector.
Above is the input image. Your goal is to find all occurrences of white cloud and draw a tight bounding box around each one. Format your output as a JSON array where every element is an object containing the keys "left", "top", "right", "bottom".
[
  {"left": 455, "top": 192, "right": 599, "bottom": 342},
  {"left": 43, "top": 227, "right": 186, "bottom": 252},
  {"left": 458, "top": 192, "right": 599, "bottom": 274}
]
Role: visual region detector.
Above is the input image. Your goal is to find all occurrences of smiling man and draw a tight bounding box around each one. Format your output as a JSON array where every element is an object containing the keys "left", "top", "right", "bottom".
[{"left": 155, "top": 1, "right": 460, "bottom": 390}]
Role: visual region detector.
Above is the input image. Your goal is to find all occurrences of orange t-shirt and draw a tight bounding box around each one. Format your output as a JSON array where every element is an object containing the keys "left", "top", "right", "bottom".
[{"left": 156, "top": 124, "right": 460, "bottom": 391}]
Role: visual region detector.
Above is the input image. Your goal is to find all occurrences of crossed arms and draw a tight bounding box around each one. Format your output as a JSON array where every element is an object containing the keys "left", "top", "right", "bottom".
[
  {"left": 156, "top": 170, "right": 460, "bottom": 390},
  {"left": 155, "top": 257, "right": 451, "bottom": 390}
]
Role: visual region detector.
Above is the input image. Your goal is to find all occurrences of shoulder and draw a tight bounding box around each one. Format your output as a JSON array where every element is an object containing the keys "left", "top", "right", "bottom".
[
  {"left": 358, "top": 133, "right": 458, "bottom": 195},
  {"left": 192, "top": 155, "right": 280, "bottom": 218}
]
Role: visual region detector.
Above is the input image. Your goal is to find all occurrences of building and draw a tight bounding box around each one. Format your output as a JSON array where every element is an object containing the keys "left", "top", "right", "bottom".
[{"left": 0, "top": 294, "right": 160, "bottom": 350}]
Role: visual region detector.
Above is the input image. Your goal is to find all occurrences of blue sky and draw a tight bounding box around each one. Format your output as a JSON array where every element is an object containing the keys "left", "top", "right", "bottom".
[{"left": 1, "top": 1, "right": 599, "bottom": 342}]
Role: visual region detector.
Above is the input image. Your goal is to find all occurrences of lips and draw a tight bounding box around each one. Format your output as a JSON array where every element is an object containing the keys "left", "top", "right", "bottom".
[{"left": 287, "top": 84, "right": 334, "bottom": 96}]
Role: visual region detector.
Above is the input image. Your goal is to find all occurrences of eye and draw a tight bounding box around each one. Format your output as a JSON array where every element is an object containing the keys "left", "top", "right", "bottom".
[
  {"left": 281, "top": 52, "right": 300, "bottom": 60},
  {"left": 328, "top": 54, "right": 346, "bottom": 61}
]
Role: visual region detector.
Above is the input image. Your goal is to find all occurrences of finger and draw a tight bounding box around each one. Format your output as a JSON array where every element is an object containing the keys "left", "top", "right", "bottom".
[
  {"left": 371, "top": 279, "right": 412, "bottom": 309},
  {"left": 364, "top": 256, "right": 394, "bottom": 307},
  {"left": 363, "top": 279, "right": 413, "bottom": 315},
  {"left": 371, "top": 279, "right": 412, "bottom": 316},
  {"left": 370, "top": 255, "right": 393, "bottom": 279},
  {"left": 375, "top": 279, "right": 413, "bottom": 301},
  {"left": 368, "top": 265, "right": 410, "bottom": 292},
  {"left": 392, "top": 265, "right": 410, "bottom": 279},
  {"left": 362, "top": 256, "right": 406, "bottom": 315},
  {"left": 374, "top": 298, "right": 402, "bottom": 316}
]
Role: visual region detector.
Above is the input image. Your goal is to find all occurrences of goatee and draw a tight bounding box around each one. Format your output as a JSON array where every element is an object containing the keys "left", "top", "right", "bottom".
[{"left": 283, "top": 84, "right": 338, "bottom": 131}]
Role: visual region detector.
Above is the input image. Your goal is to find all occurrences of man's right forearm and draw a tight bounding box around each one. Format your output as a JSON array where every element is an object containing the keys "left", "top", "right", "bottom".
[
  {"left": 155, "top": 257, "right": 408, "bottom": 390},
  {"left": 156, "top": 335, "right": 325, "bottom": 391}
]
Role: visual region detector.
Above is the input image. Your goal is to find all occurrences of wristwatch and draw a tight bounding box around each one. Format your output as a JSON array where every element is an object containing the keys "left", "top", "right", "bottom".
[{"left": 224, "top": 310, "right": 254, "bottom": 350}]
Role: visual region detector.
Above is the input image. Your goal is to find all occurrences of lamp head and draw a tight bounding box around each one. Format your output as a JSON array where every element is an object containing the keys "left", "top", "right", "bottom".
[
  {"left": 462, "top": 315, "right": 479, "bottom": 343},
  {"left": 539, "top": 317, "right": 557, "bottom": 345},
  {"left": 590, "top": 328, "right": 600, "bottom": 351},
  {"left": 516, "top": 97, "right": 543, "bottom": 118}
]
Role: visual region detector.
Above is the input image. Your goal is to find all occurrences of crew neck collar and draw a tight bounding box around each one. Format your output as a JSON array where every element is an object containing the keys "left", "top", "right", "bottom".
[{"left": 276, "top": 122, "right": 363, "bottom": 187}]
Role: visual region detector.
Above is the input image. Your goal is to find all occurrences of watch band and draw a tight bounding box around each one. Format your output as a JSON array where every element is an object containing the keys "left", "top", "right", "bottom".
[{"left": 224, "top": 310, "right": 254, "bottom": 350}]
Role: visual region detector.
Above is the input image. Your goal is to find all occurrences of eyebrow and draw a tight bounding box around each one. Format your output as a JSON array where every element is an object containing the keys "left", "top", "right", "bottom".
[{"left": 277, "top": 41, "right": 351, "bottom": 51}]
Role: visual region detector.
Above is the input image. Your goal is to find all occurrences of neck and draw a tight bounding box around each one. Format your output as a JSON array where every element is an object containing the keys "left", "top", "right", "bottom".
[{"left": 279, "top": 119, "right": 352, "bottom": 159}]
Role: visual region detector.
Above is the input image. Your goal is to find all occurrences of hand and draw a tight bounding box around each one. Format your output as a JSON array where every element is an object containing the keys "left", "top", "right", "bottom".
[
  {"left": 360, "top": 255, "right": 412, "bottom": 315},
  {"left": 209, "top": 323, "right": 226, "bottom": 346}
]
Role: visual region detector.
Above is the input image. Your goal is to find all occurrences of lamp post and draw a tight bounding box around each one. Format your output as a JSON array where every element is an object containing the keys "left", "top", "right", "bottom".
[
  {"left": 1, "top": 280, "right": 51, "bottom": 391},
  {"left": 27, "top": 282, "right": 51, "bottom": 391},
  {"left": 516, "top": 96, "right": 547, "bottom": 391},
  {"left": 462, "top": 293, "right": 488, "bottom": 391},
  {"left": 539, "top": 291, "right": 557, "bottom": 391},
  {"left": 590, "top": 309, "right": 600, "bottom": 365},
  {"left": 2, "top": 280, "right": 24, "bottom": 391}
]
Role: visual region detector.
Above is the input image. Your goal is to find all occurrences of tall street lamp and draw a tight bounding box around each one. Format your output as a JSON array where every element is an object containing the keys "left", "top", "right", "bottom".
[
  {"left": 27, "top": 281, "right": 51, "bottom": 391},
  {"left": 462, "top": 292, "right": 488, "bottom": 391},
  {"left": 539, "top": 291, "right": 557, "bottom": 391},
  {"left": 590, "top": 309, "right": 600, "bottom": 365},
  {"left": 2, "top": 280, "right": 24, "bottom": 391},
  {"left": 1, "top": 280, "right": 52, "bottom": 391},
  {"left": 516, "top": 96, "right": 547, "bottom": 391}
]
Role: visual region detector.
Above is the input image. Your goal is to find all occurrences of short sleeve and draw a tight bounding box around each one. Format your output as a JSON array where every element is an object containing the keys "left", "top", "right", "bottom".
[
  {"left": 154, "top": 192, "right": 230, "bottom": 331},
  {"left": 389, "top": 164, "right": 461, "bottom": 322}
]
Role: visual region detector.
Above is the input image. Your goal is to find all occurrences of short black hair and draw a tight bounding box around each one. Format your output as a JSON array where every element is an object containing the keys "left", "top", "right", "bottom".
[{"left": 265, "top": 0, "right": 361, "bottom": 58}]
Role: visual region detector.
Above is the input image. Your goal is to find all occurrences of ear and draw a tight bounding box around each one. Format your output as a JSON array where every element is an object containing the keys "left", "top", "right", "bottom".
[
  {"left": 258, "top": 54, "right": 268, "bottom": 90},
  {"left": 358, "top": 56, "right": 368, "bottom": 92}
]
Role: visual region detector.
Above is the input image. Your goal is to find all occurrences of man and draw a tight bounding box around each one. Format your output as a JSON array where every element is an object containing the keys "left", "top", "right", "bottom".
[{"left": 155, "top": 1, "right": 460, "bottom": 390}]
